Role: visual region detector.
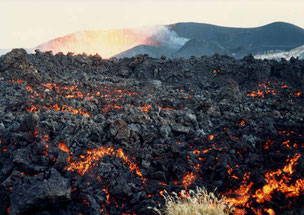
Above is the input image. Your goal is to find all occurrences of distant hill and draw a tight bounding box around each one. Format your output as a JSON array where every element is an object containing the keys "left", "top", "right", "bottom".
[
  {"left": 115, "top": 45, "right": 170, "bottom": 58},
  {"left": 114, "top": 22, "right": 304, "bottom": 59},
  {"left": 5, "top": 21, "right": 303, "bottom": 59},
  {"left": 172, "top": 39, "right": 229, "bottom": 58},
  {"left": 168, "top": 22, "right": 304, "bottom": 58}
]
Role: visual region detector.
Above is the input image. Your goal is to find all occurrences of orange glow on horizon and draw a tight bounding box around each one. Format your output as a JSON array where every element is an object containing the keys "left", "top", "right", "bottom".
[{"left": 36, "top": 29, "right": 158, "bottom": 58}]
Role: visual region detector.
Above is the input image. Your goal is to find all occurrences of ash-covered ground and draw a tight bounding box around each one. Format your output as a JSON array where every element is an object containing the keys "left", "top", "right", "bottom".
[{"left": 0, "top": 49, "right": 303, "bottom": 215}]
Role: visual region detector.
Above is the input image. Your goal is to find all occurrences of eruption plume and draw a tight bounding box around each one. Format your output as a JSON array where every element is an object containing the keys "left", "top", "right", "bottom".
[{"left": 35, "top": 26, "right": 189, "bottom": 58}]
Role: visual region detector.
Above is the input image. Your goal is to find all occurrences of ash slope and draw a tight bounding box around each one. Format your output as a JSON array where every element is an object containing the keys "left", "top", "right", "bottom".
[
  {"left": 32, "top": 21, "right": 304, "bottom": 59},
  {"left": 116, "top": 22, "right": 304, "bottom": 58},
  {"left": 0, "top": 49, "right": 304, "bottom": 215}
]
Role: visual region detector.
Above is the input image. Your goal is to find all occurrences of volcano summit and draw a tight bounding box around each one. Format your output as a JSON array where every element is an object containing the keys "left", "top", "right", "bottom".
[{"left": 3, "top": 22, "right": 304, "bottom": 60}]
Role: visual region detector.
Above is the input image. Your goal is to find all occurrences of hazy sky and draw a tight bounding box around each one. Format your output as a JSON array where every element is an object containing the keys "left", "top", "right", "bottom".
[{"left": 0, "top": 0, "right": 303, "bottom": 49}]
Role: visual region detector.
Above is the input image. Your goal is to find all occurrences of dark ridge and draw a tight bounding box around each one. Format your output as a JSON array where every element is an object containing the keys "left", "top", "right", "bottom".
[{"left": 167, "top": 22, "right": 304, "bottom": 58}]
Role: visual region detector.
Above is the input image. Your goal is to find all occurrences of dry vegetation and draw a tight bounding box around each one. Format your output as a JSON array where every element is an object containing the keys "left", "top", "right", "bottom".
[{"left": 155, "top": 187, "right": 233, "bottom": 215}]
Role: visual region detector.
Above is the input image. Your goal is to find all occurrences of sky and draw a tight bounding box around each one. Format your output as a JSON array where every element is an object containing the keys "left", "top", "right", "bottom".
[{"left": 0, "top": 0, "right": 303, "bottom": 49}]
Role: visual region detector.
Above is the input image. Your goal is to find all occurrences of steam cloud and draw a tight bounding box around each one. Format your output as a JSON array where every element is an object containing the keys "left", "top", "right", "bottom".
[
  {"left": 1, "top": 25, "right": 190, "bottom": 58},
  {"left": 133, "top": 25, "right": 189, "bottom": 50}
]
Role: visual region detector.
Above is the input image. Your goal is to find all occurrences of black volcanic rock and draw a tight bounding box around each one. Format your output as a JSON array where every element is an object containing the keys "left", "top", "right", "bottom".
[
  {"left": 9, "top": 168, "right": 71, "bottom": 215},
  {"left": 19, "top": 113, "right": 40, "bottom": 133},
  {"left": 0, "top": 50, "right": 303, "bottom": 215},
  {"left": 0, "top": 49, "right": 27, "bottom": 71}
]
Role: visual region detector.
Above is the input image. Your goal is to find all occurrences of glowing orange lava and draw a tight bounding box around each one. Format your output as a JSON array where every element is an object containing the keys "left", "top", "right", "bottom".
[
  {"left": 207, "top": 134, "right": 215, "bottom": 141},
  {"left": 44, "top": 104, "right": 90, "bottom": 117},
  {"left": 182, "top": 172, "right": 196, "bottom": 189},
  {"left": 240, "top": 120, "right": 246, "bottom": 126},
  {"left": 59, "top": 141, "right": 69, "bottom": 153},
  {"left": 102, "top": 189, "right": 111, "bottom": 205},
  {"left": 264, "top": 140, "right": 274, "bottom": 150},
  {"left": 226, "top": 154, "right": 304, "bottom": 214},
  {"left": 140, "top": 105, "right": 152, "bottom": 113},
  {"left": 65, "top": 146, "right": 146, "bottom": 184},
  {"left": 226, "top": 173, "right": 253, "bottom": 211},
  {"left": 247, "top": 81, "right": 303, "bottom": 99},
  {"left": 66, "top": 146, "right": 114, "bottom": 175},
  {"left": 101, "top": 103, "right": 123, "bottom": 112},
  {"left": 253, "top": 153, "right": 304, "bottom": 202}
]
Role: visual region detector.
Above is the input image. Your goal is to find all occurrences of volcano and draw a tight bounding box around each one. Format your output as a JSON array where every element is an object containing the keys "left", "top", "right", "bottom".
[
  {"left": 0, "top": 49, "right": 303, "bottom": 215},
  {"left": 33, "top": 26, "right": 189, "bottom": 59},
  {"left": 28, "top": 22, "right": 304, "bottom": 59}
]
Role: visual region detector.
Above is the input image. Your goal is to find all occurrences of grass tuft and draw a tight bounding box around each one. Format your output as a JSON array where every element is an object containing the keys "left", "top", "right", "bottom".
[{"left": 155, "top": 187, "right": 233, "bottom": 215}]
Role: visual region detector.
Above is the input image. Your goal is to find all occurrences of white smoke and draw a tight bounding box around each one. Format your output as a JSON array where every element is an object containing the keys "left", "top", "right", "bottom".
[
  {"left": 0, "top": 49, "right": 12, "bottom": 56},
  {"left": 255, "top": 45, "right": 304, "bottom": 60},
  {"left": 133, "top": 25, "right": 189, "bottom": 50}
]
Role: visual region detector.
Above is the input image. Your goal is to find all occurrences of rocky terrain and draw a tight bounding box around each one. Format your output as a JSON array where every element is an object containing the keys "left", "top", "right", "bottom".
[{"left": 0, "top": 49, "right": 303, "bottom": 215}]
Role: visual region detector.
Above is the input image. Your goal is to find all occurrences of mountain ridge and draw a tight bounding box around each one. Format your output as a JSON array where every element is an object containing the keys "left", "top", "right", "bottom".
[
  {"left": 1, "top": 22, "right": 304, "bottom": 59},
  {"left": 116, "top": 21, "right": 304, "bottom": 58}
]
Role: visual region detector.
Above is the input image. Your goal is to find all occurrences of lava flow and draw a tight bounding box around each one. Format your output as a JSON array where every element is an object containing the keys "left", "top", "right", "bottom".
[
  {"left": 0, "top": 49, "right": 303, "bottom": 215},
  {"left": 226, "top": 154, "right": 304, "bottom": 214},
  {"left": 64, "top": 144, "right": 146, "bottom": 184}
]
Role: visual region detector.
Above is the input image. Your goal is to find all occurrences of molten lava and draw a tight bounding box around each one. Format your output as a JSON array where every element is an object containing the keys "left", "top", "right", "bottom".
[
  {"left": 182, "top": 172, "right": 196, "bottom": 189},
  {"left": 253, "top": 153, "right": 304, "bottom": 202},
  {"left": 226, "top": 154, "right": 304, "bottom": 214},
  {"left": 140, "top": 105, "right": 152, "bottom": 113},
  {"left": 247, "top": 81, "right": 303, "bottom": 99},
  {"left": 3, "top": 55, "right": 304, "bottom": 215},
  {"left": 64, "top": 145, "right": 146, "bottom": 184},
  {"left": 59, "top": 141, "right": 69, "bottom": 153}
]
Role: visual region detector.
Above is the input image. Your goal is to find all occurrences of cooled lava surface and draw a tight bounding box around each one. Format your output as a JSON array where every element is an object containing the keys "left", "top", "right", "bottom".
[{"left": 0, "top": 49, "right": 303, "bottom": 215}]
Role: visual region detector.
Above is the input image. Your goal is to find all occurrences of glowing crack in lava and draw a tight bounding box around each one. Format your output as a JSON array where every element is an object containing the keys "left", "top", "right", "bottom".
[
  {"left": 253, "top": 154, "right": 304, "bottom": 202},
  {"left": 226, "top": 154, "right": 304, "bottom": 215},
  {"left": 61, "top": 143, "right": 146, "bottom": 184},
  {"left": 11, "top": 78, "right": 172, "bottom": 117},
  {"left": 247, "top": 81, "right": 303, "bottom": 98},
  {"left": 182, "top": 171, "right": 197, "bottom": 189}
]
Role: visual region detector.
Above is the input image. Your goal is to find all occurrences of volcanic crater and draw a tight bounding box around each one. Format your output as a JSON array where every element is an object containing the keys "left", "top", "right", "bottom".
[{"left": 0, "top": 49, "right": 303, "bottom": 215}]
